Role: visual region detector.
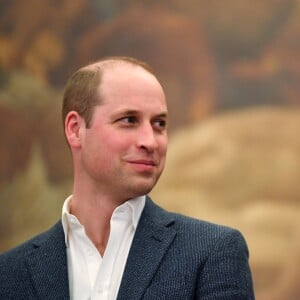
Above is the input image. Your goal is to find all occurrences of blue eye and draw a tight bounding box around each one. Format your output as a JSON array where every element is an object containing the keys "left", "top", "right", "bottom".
[
  {"left": 153, "top": 119, "right": 167, "bottom": 131},
  {"left": 122, "top": 116, "right": 136, "bottom": 123},
  {"left": 158, "top": 120, "right": 166, "bottom": 127},
  {"left": 117, "top": 116, "right": 137, "bottom": 125},
  {"left": 155, "top": 120, "right": 167, "bottom": 127}
]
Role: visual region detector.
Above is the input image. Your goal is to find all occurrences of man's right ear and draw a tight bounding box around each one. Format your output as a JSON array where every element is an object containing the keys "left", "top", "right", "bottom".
[{"left": 64, "top": 111, "right": 84, "bottom": 148}]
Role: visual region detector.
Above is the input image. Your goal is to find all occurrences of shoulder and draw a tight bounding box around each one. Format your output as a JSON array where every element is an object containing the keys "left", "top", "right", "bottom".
[
  {"left": 0, "top": 221, "right": 63, "bottom": 263},
  {"left": 172, "top": 210, "right": 248, "bottom": 253},
  {"left": 167, "top": 213, "right": 255, "bottom": 298},
  {"left": 145, "top": 197, "right": 248, "bottom": 255},
  {"left": 0, "top": 222, "right": 68, "bottom": 298},
  {"left": 176, "top": 212, "right": 248, "bottom": 255}
]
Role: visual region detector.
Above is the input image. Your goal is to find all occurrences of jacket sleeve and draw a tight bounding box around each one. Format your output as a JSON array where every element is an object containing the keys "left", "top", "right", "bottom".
[{"left": 196, "top": 229, "right": 255, "bottom": 300}]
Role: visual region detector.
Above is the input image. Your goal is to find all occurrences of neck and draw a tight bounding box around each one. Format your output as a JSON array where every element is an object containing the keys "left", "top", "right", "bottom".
[{"left": 70, "top": 189, "right": 125, "bottom": 256}]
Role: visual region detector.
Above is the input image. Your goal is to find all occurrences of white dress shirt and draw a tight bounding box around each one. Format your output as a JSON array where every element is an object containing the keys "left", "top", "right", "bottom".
[{"left": 62, "top": 195, "right": 145, "bottom": 300}]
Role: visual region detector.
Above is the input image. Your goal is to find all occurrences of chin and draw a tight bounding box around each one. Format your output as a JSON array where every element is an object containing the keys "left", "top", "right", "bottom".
[{"left": 128, "top": 182, "right": 156, "bottom": 198}]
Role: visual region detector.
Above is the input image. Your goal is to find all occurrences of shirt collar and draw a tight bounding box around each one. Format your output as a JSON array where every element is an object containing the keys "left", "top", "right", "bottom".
[
  {"left": 61, "top": 195, "right": 73, "bottom": 246},
  {"left": 61, "top": 195, "right": 145, "bottom": 247},
  {"left": 124, "top": 195, "right": 145, "bottom": 229}
]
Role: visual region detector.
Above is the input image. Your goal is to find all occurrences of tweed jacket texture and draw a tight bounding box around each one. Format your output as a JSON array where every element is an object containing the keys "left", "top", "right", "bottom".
[{"left": 0, "top": 197, "right": 255, "bottom": 299}]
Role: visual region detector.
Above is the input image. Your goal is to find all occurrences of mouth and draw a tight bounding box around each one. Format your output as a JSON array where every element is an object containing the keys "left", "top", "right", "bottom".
[
  {"left": 130, "top": 160, "right": 157, "bottom": 166},
  {"left": 127, "top": 159, "right": 158, "bottom": 172}
]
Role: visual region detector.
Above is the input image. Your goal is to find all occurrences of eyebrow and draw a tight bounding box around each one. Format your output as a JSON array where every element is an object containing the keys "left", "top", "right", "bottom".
[
  {"left": 112, "top": 109, "right": 168, "bottom": 118},
  {"left": 155, "top": 112, "right": 168, "bottom": 119}
]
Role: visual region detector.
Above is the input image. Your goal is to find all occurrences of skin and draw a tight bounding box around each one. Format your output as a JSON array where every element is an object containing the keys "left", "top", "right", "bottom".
[{"left": 64, "top": 62, "right": 168, "bottom": 255}]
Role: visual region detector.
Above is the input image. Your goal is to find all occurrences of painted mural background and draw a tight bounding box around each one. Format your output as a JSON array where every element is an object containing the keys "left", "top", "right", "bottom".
[{"left": 1, "top": 1, "right": 300, "bottom": 298}]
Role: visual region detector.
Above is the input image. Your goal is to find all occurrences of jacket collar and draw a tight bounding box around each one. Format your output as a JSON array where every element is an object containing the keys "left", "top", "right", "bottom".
[
  {"left": 25, "top": 222, "right": 70, "bottom": 299},
  {"left": 117, "top": 196, "right": 176, "bottom": 300}
]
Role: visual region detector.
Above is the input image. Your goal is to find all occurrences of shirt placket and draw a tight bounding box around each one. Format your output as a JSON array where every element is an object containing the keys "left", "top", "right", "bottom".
[{"left": 91, "top": 208, "right": 130, "bottom": 300}]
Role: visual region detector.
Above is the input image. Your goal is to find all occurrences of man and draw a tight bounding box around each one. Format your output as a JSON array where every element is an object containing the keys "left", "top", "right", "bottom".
[{"left": 0, "top": 57, "right": 255, "bottom": 299}]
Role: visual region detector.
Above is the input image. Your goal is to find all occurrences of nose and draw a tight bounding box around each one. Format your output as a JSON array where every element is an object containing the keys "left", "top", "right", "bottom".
[{"left": 136, "top": 124, "right": 158, "bottom": 152}]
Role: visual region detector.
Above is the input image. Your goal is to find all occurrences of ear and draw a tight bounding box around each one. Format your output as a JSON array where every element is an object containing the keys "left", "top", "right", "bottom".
[{"left": 64, "top": 111, "right": 84, "bottom": 148}]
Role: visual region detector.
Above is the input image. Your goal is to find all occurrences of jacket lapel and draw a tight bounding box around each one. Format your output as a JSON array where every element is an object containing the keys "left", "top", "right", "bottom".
[
  {"left": 117, "top": 197, "right": 176, "bottom": 300},
  {"left": 25, "top": 222, "right": 70, "bottom": 300}
]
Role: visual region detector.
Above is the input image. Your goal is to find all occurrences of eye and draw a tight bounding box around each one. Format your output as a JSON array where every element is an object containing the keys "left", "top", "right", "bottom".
[
  {"left": 118, "top": 116, "right": 137, "bottom": 125},
  {"left": 153, "top": 119, "right": 167, "bottom": 131}
]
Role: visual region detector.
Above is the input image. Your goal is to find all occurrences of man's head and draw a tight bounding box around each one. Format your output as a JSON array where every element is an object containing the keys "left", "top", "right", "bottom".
[{"left": 63, "top": 57, "right": 168, "bottom": 200}]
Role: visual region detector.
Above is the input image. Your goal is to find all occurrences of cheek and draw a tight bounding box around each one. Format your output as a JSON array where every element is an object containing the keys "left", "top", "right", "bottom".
[
  {"left": 103, "top": 136, "right": 133, "bottom": 160},
  {"left": 158, "top": 136, "right": 168, "bottom": 155}
]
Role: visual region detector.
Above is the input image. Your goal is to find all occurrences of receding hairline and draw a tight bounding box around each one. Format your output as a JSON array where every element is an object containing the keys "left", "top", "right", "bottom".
[
  {"left": 79, "top": 56, "right": 156, "bottom": 77},
  {"left": 79, "top": 56, "right": 164, "bottom": 102}
]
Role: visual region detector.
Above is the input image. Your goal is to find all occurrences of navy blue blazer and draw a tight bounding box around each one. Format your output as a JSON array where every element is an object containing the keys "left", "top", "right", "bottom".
[{"left": 0, "top": 197, "right": 255, "bottom": 299}]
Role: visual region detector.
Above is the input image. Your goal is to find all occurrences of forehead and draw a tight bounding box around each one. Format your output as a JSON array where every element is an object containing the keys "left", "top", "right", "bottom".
[{"left": 98, "top": 63, "right": 166, "bottom": 105}]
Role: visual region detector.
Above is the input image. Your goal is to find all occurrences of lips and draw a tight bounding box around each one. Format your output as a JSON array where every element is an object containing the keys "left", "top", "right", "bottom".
[{"left": 129, "top": 159, "right": 157, "bottom": 166}]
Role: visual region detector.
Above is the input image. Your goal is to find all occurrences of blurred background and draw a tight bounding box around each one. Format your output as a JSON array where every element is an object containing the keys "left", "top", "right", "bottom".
[{"left": 1, "top": 0, "right": 300, "bottom": 298}]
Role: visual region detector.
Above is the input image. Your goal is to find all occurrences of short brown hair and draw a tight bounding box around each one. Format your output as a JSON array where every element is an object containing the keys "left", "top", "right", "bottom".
[{"left": 62, "top": 56, "right": 155, "bottom": 128}]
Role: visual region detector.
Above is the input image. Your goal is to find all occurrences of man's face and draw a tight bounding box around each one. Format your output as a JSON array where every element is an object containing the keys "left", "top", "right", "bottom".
[{"left": 78, "top": 65, "right": 168, "bottom": 201}]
